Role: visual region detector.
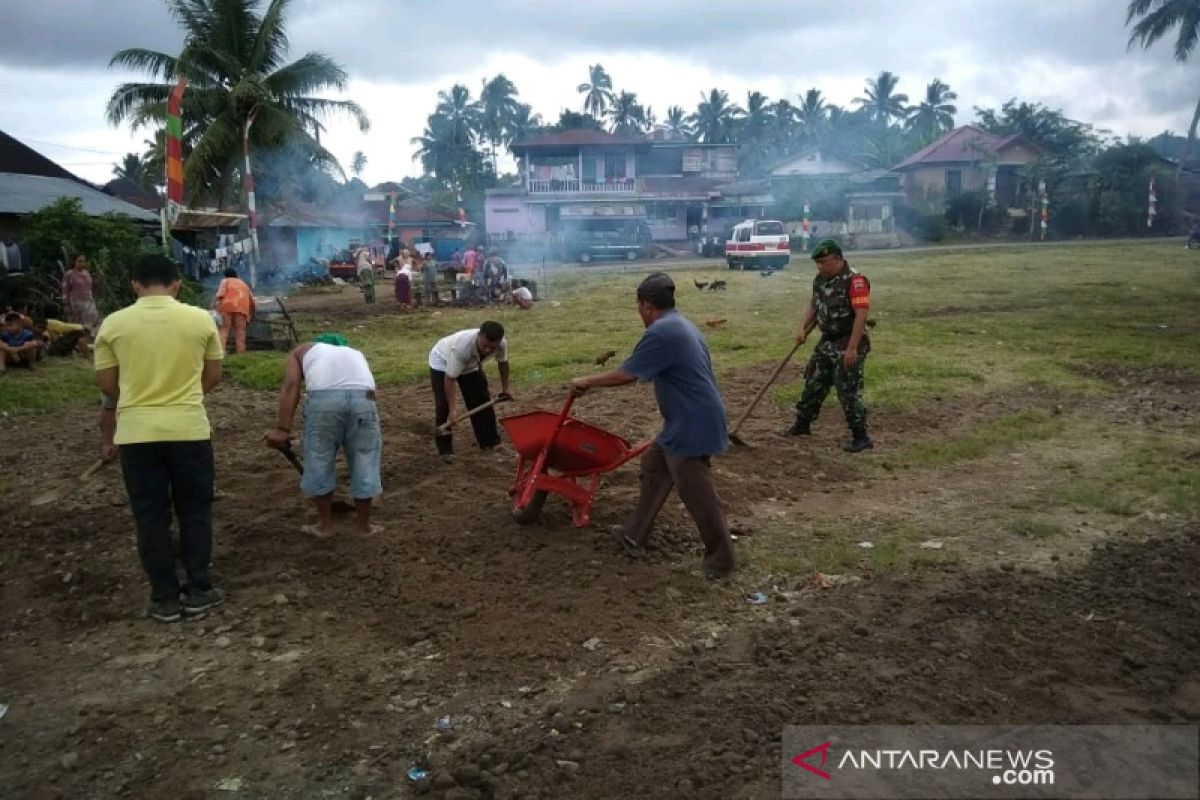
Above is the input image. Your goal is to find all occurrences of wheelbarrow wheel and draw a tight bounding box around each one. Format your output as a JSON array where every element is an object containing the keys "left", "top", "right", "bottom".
[{"left": 512, "top": 490, "right": 549, "bottom": 525}]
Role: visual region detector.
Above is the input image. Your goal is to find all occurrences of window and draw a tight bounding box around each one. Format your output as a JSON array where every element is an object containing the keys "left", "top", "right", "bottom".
[
  {"left": 736, "top": 226, "right": 751, "bottom": 243},
  {"left": 492, "top": 208, "right": 519, "bottom": 214},
  {"left": 754, "top": 221, "right": 784, "bottom": 236},
  {"left": 605, "top": 156, "right": 628, "bottom": 181},
  {"left": 946, "top": 170, "right": 963, "bottom": 194}
]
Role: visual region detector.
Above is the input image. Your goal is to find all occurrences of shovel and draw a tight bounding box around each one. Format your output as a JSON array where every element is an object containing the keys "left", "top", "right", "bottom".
[
  {"left": 437, "top": 394, "right": 512, "bottom": 435},
  {"left": 728, "top": 341, "right": 804, "bottom": 447},
  {"left": 277, "top": 440, "right": 356, "bottom": 513},
  {"left": 32, "top": 458, "right": 109, "bottom": 507}
]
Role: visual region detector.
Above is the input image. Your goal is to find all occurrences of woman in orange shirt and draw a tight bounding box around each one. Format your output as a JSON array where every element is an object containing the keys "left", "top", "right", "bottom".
[{"left": 212, "top": 268, "right": 255, "bottom": 353}]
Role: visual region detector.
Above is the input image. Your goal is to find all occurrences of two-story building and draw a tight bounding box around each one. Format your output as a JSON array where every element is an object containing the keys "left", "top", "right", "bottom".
[{"left": 484, "top": 130, "right": 773, "bottom": 247}]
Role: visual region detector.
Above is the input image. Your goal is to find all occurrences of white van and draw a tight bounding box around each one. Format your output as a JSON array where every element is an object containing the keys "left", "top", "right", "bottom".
[{"left": 725, "top": 219, "right": 790, "bottom": 270}]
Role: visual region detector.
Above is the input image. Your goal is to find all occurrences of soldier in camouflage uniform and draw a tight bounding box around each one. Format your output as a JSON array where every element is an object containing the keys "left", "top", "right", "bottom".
[{"left": 783, "top": 239, "right": 873, "bottom": 452}]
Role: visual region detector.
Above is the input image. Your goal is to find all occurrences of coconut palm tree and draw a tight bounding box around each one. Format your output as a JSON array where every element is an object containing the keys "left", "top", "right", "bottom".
[
  {"left": 663, "top": 105, "right": 693, "bottom": 139},
  {"left": 577, "top": 64, "right": 614, "bottom": 119},
  {"left": 479, "top": 74, "right": 521, "bottom": 172},
  {"left": 112, "top": 152, "right": 154, "bottom": 191},
  {"left": 854, "top": 71, "right": 909, "bottom": 125},
  {"left": 350, "top": 151, "right": 367, "bottom": 178},
  {"left": 691, "top": 89, "right": 743, "bottom": 144},
  {"left": 506, "top": 103, "right": 544, "bottom": 150},
  {"left": 436, "top": 84, "right": 481, "bottom": 144},
  {"left": 106, "top": 0, "right": 369, "bottom": 207},
  {"left": 608, "top": 91, "right": 646, "bottom": 135},
  {"left": 905, "top": 79, "right": 958, "bottom": 141},
  {"left": 797, "top": 89, "right": 827, "bottom": 144},
  {"left": 1127, "top": 0, "right": 1200, "bottom": 181}
]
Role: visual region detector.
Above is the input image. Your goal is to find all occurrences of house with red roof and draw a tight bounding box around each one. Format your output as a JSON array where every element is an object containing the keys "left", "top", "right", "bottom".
[
  {"left": 892, "top": 125, "right": 1044, "bottom": 210},
  {"left": 484, "top": 129, "right": 772, "bottom": 247}
]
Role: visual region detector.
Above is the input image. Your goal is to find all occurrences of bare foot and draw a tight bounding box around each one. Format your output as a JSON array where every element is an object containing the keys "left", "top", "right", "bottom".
[
  {"left": 356, "top": 524, "right": 384, "bottom": 538},
  {"left": 302, "top": 523, "right": 336, "bottom": 540}
]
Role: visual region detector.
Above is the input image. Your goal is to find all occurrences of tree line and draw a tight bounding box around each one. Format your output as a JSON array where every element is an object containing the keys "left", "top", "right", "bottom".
[{"left": 102, "top": 0, "right": 1200, "bottom": 238}]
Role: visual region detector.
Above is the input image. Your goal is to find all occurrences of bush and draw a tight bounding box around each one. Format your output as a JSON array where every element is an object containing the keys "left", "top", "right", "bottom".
[{"left": 916, "top": 214, "right": 948, "bottom": 242}]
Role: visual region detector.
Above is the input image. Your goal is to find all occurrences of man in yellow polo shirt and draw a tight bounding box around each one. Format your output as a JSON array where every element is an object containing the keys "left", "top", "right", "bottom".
[{"left": 94, "top": 254, "right": 225, "bottom": 623}]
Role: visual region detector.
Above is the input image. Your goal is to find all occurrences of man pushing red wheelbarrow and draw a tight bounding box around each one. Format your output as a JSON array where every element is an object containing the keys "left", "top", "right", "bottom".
[{"left": 504, "top": 272, "right": 736, "bottom": 580}]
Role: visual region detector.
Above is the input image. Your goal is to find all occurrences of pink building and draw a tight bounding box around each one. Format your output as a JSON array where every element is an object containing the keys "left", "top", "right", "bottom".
[{"left": 485, "top": 130, "right": 774, "bottom": 247}]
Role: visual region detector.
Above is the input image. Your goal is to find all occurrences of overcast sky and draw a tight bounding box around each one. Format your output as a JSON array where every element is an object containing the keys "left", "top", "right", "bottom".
[{"left": 3, "top": 0, "right": 1197, "bottom": 188}]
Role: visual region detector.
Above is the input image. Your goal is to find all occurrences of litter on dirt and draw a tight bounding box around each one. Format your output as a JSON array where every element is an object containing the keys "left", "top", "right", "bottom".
[
  {"left": 856, "top": 541, "right": 874, "bottom": 549},
  {"left": 434, "top": 715, "right": 452, "bottom": 731},
  {"left": 746, "top": 591, "right": 769, "bottom": 605},
  {"left": 582, "top": 637, "right": 601, "bottom": 651},
  {"left": 407, "top": 767, "right": 429, "bottom": 782},
  {"left": 215, "top": 777, "right": 244, "bottom": 792},
  {"left": 919, "top": 540, "right": 945, "bottom": 550},
  {"left": 0, "top": 703, "right": 7, "bottom": 721}
]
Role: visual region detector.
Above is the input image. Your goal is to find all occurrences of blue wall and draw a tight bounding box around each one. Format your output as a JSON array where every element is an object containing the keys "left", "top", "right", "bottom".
[{"left": 295, "top": 227, "right": 379, "bottom": 263}]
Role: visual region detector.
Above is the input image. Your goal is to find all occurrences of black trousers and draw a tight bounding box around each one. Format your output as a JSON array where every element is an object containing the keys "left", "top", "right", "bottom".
[
  {"left": 430, "top": 368, "right": 501, "bottom": 455},
  {"left": 119, "top": 440, "right": 215, "bottom": 602}
]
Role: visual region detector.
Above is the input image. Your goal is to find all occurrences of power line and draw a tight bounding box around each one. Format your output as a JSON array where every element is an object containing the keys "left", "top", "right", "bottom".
[{"left": 14, "top": 136, "right": 127, "bottom": 156}]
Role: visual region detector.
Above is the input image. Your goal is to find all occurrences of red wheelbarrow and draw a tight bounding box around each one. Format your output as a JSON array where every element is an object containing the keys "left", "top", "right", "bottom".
[{"left": 501, "top": 394, "right": 652, "bottom": 527}]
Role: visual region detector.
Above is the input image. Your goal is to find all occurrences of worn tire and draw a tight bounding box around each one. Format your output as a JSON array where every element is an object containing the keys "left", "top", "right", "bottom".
[
  {"left": 580, "top": 253, "right": 593, "bottom": 264},
  {"left": 625, "top": 249, "right": 638, "bottom": 261},
  {"left": 512, "top": 490, "right": 549, "bottom": 525}
]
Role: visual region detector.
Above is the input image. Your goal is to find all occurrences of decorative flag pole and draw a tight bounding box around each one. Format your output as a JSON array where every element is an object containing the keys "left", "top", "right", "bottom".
[
  {"left": 163, "top": 76, "right": 188, "bottom": 253},
  {"left": 1147, "top": 177, "right": 1157, "bottom": 230},
  {"left": 387, "top": 192, "right": 396, "bottom": 244},
  {"left": 1038, "top": 180, "right": 1048, "bottom": 241},
  {"left": 243, "top": 107, "right": 260, "bottom": 287},
  {"left": 801, "top": 201, "right": 811, "bottom": 251}
]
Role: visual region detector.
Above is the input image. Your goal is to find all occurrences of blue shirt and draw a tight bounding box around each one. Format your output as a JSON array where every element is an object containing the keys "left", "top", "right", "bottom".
[
  {"left": 620, "top": 310, "right": 727, "bottom": 458},
  {"left": 0, "top": 328, "right": 34, "bottom": 347}
]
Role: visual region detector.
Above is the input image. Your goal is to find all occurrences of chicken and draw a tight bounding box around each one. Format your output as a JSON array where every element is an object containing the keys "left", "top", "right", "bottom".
[
  {"left": 594, "top": 349, "right": 617, "bottom": 366},
  {"left": 693, "top": 279, "right": 709, "bottom": 290},
  {"left": 759, "top": 270, "right": 775, "bottom": 277},
  {"left": 704, "top": 318, "right": 728, "bottom": 329},
  {"left": 708, "top": 280, "right": 727, "bottom": 291}
]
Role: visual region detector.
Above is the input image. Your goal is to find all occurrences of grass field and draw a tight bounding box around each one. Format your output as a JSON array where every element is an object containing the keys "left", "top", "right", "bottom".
[{"left": 5, "top": 240, "right": 1197, "bottom": 417}]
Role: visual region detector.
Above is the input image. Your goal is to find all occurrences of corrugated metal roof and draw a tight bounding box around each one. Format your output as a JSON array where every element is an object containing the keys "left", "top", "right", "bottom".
[
  {"left": 511, "top": 130, "right": 648, "bottom": 151},
  {"left": 0, "top": 172, "right": 157, "bottom": 220},
  {"left": 893, "top": 126, "right": 1043, "bottom": 170}
]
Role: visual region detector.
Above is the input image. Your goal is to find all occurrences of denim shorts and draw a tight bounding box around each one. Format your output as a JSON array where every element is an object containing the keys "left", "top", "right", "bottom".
[{"left": 301, "top": 390, "right": 383, "bottom": 499}]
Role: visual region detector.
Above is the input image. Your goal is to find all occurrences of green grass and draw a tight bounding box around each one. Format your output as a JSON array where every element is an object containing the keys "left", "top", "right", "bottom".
[
  {"left": 4, "top": 241, "right": 1200, "bottom": 416},
  {"left": 885, "top": 408, "right": 1067, "bottom": 467},
  {"left": 1050, "top": 433, "right": 1200, "bottom": 518},
  {"left": 1008, "top": 514, "right": 1066, "bottom": 539},
  {"left": 0, "top": 358, "right": 98, "bottom": 415}
]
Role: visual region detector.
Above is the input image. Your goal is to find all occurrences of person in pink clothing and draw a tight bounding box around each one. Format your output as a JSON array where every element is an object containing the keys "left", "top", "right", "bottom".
[
  {"left": 61, "top": 253, "right": 101, "bottom": 335},
  {"left": 212, "top": 268, "right": 255, "bottom": 354}
]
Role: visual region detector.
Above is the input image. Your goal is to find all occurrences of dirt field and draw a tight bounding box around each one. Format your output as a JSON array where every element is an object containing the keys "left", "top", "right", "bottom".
[{"left": 1, "top": 247, "right": 1198, "bottom": 799}]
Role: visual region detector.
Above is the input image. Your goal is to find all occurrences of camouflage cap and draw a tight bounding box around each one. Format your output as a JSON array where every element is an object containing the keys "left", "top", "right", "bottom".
[{"left": 811, "top": 238, "right": 843, "bottom": 260}]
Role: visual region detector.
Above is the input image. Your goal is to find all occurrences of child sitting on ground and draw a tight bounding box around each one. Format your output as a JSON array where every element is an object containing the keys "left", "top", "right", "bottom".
[{"left": 0, "top": 311, "right": 43, "bottom": 372}]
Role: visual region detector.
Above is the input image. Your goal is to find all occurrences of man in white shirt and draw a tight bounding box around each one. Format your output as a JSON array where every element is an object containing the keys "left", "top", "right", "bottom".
[
  {"left": 428, "top": 321, "right": 512, "bottom": 462},
  {"left": 264, "top": 333, "right": 382, "bottom": 538}
]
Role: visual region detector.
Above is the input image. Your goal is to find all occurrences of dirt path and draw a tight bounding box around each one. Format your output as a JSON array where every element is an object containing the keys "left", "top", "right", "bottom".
[{"left": 1, "top": 363, "right": 1196, "bottom": 799}]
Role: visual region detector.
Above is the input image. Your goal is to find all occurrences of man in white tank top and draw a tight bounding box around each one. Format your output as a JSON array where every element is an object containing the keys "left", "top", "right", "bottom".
[{"left": 264, "top": 333, "right": 382, "bottom": 538}]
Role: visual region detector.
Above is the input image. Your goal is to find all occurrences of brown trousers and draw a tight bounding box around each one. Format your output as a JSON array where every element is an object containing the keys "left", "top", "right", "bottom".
[{"left": 622, "top": 442, "right": 736, "bottom": 574}]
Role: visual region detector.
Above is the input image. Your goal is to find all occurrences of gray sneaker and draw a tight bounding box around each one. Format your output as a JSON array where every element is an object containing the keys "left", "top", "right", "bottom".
[
  {"left": 148, "top": 597, "right": 182, "bottom": 623},
  {"left": 183, "top": 586, "right": 226, "bottom": 616}
]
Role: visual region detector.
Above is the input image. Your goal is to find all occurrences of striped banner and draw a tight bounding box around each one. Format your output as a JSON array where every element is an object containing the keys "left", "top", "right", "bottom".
[
  {"left": 388, "top": 192, "right": 396, "bottom": 242},
  {"left": 165, "top": 76, "right": 187, "bottom": 223}
]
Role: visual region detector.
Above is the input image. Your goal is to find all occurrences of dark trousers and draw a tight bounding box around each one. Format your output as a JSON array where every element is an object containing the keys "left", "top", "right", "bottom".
[
  {"left": 430, "top": 368, "right": 501, "bottom": 455},
  {"left": 119, "top": 441, "right": 215, "bottom": 602},
  {"left": 622, "top": 442, "right": 736, "bottom": 574}
]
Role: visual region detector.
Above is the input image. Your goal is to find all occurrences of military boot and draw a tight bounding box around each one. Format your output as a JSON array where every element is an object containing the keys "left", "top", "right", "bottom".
[
  {"left": 844, "top": 427, "right": 873, "bottom": 453},
  {"left": 782, "top": 416, "right": 813, "bottom": 437}
]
